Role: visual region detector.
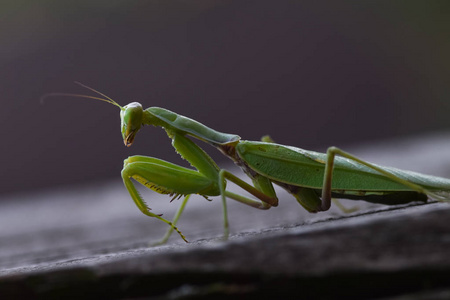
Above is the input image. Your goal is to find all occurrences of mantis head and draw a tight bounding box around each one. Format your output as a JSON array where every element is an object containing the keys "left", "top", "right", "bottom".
[
  {"left": 41, "top": 82, "right": 144, "bottom": 147},
  {"left": 121, "top": 102, "right": 143, "bottom": 147}
]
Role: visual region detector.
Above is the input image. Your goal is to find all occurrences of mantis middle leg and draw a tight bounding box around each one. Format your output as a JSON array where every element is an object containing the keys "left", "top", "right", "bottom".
[{"left": 172, "top": 134, "right": 279, "bottom": 239}]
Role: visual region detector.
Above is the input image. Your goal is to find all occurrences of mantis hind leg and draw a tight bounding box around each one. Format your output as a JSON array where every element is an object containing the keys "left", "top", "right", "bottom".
[{"left": 320, "top": 147, "right": 436, "bottom": 211}]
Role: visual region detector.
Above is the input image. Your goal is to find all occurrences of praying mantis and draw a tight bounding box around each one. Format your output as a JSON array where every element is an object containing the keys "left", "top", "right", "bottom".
[{"left": 44, "top": 83, "right": 450, "bottom": 244}]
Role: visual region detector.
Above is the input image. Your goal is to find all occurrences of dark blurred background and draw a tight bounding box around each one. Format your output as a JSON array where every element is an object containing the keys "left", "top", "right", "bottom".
[{"left": 1, "top": 1, "right": 449, "bottom": 196}]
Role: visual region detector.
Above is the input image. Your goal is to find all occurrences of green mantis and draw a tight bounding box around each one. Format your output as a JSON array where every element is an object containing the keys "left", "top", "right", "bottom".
[{"left": 45, "top": 83, "right": 450, "bottom": 244}]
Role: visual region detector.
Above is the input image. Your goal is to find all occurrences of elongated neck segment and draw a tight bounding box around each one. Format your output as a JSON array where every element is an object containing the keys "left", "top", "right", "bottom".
[{"left": 142, "top": 107, "right": 240, "bottom": 146}]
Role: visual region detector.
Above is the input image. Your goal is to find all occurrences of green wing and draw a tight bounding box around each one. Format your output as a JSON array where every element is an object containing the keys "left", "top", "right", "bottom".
[{"left": 236, "top": 141, "right": 450, "bottom": 192}]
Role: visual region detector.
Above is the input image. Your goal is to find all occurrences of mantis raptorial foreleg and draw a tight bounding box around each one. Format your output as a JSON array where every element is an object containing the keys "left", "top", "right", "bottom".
[
  {"left": 121, "top": 156, "right": 213, "bottom": 242},
  {"left": 123, "top": 133, "right": 279, "bottom": 242},
  {"left": 121, "top": 131, "right": 222, "bottom": 242}
]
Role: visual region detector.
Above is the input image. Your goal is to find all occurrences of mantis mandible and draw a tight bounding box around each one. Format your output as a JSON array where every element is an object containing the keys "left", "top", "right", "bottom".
[{"left": 44, "top": 83, "right": 450, "bottom": 244}]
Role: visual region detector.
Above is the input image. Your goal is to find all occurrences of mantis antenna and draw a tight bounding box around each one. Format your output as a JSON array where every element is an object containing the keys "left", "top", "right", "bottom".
[{"left": 40, "top": 81, "right": 124, "bottom": 110}]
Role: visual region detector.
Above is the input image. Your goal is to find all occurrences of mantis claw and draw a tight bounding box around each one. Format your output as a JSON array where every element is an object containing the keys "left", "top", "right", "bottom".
[{"left": 170, "top": 193, "right": 183, "bottom": 202}]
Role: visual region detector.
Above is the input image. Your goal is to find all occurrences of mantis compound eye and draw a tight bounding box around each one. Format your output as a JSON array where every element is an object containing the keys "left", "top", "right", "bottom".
[{"left": 121, "top": 102, "right": 143, "bottom": 147}]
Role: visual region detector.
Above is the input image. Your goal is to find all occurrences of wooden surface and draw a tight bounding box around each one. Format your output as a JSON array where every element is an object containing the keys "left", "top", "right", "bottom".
[{"left": 1, "top": 133, "right": 450, "bottom": 299}]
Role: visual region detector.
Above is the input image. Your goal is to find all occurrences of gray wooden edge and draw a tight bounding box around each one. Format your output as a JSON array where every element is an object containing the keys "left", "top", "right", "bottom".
[{"left": 1, "top": 132, "right": 450, "bottom": 299}]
